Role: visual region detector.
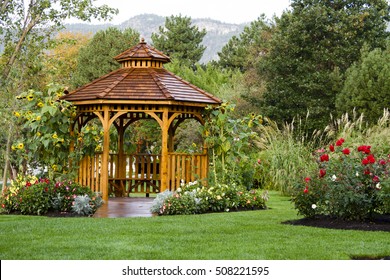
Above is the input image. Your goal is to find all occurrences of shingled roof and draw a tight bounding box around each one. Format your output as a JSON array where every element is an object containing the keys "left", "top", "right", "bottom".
[{"left": 62, "top": 40, "right": 221, "bottom": 105}]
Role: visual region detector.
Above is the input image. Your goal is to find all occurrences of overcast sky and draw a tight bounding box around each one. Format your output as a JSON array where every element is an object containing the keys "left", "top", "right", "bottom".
[{"left": 84, "top": 0, "right": 292, "bottom": 24}]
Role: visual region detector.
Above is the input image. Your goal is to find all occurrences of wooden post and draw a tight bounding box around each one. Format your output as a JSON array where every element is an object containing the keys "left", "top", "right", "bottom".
[
  {"left": 100, "top": 106, "right": 110, "bottom": 202},
  {"left": 160, "top": 107, "right": 169, "bottom": 191},
  {"left": 117, "top": 118, "right": 126, "bottom": 179}
]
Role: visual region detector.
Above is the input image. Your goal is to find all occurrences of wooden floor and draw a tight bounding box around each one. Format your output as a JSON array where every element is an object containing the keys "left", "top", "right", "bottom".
[{"left": 93, "top": 197, "right": 155, "bottom": 218}]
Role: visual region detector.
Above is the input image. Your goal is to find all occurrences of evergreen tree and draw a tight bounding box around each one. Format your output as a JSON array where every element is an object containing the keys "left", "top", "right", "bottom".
[
  {"left": 71, "top": 27, "right": 139, "bottom": 88},
  {"left": 217, "top": 15, "right": 273, "bottom": 71},
  {"left": 259, "top": 0, "right": 389, "bottom": 131},
  {"left": 151, "top": 15, "right": 206, "bottom": 66},
  {"left": 336, "top": 44, "right": 390, "bottom": 124}
]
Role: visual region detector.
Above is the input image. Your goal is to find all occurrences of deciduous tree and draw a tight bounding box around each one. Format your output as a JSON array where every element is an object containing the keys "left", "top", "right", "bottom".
[{"left": 71, "top": 27, "right": 139, "bottom": 88}]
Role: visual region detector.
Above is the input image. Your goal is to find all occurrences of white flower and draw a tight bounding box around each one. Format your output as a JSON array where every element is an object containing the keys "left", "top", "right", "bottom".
[
  {"left": 331, "top": 175, "right": 337, "bottom": 181},
  {"left": 312, "top": 204, "right": 317, "bottom": 209},
  {"left": 356, "top": 172, "right": 359, "bottom": 177},
  {"left": 180, "top": 179, "right": 185, "bottom": 187},
  {"left": 177, "top": 188, "right": 182, "bottom": 193},
  {"left": 376, "top": 183, "right": 381, "bottom": 190}
]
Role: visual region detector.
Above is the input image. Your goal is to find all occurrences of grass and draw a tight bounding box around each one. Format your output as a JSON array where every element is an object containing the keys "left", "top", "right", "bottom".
[{"left": 0, "top": 192, "right": 389, "bottom": 260}]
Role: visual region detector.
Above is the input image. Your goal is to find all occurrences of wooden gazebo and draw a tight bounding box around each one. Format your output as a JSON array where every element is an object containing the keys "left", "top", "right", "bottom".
[{"left": 62, "top": 39, "right": 221, "bottom": 201}]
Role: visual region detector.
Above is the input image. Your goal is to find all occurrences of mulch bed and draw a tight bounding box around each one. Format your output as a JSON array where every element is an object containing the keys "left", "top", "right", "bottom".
[{"left": 283, "top": 214, "right": 390, "bottom": 232}]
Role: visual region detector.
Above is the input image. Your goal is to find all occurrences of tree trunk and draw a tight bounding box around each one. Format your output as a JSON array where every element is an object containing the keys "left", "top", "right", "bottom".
[{"left": 2, "top": 123, "right": 13, "bottom": 192}]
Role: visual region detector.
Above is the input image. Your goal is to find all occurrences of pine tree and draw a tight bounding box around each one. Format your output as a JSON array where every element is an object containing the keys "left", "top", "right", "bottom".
[{"left": 151, "top": 15, "right": 206, "bottom": 66}]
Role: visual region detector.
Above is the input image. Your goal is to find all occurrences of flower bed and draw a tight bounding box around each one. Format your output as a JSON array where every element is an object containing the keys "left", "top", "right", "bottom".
[
  {"left": 292, "top": 138, "right": 390, "bottom": 221},
  {"left": 1, "top": 175, "right": 103, "bottom": 216},
  {"left": 151, "top": 181, "right": 269, "bottom": 215}
]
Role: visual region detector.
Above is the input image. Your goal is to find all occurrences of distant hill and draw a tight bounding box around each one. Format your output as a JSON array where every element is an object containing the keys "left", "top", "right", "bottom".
[{"left": 64, "top": 14, "right": 246, "bottom": 63}]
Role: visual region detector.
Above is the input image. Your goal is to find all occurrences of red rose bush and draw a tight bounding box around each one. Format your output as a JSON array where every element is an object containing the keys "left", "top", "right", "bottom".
[{"left": 292, "top": 138, "right": 390, "bottom": 220}]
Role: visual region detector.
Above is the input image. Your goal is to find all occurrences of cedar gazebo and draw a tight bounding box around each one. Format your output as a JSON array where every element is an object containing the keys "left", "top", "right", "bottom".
[{"left": 62, "top": 40, "right": 221, "bottom": 202}]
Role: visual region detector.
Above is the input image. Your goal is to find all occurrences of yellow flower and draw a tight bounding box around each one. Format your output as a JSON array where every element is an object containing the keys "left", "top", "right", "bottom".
[
  {"left": 13, "top": 111, "right": 21, "bottom": 118},
  {"left": 11, "top": 145, "right": 16, "bottom": 151},
  {"left": 27, "top": 94, "right": 34, "bottom": 101},
  {"left": 17, "top": 143, "right": 24, "bottom": 150},
  {"left": 37, "top": 102, "right": 44, "bottom": 108},
  {"left": 36, "top": 116, "right": 41, "bottom": 121},
  {"left": 52, "top": 165, "right": 57, "bottom": 171},
  {"left": 52, "top": 133, "right": 58, "bottom": 139},
  {"left": 36, "top": 132, "right": 41, "bottom": 137}
]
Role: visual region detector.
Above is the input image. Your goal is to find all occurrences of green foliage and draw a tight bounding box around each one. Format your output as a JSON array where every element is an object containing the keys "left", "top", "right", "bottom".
[
  {"left": 203, "top": 103, "right": 264, "bottom": 188},
  {"left": 1, "top": 0, "right": 118, "bottom": 82},
  {"left": 256, "top": 118, "right": 318, "bottom": 195},
  {"left": 292, "top": 138, "right": 390, "bottom": 220},
  {"left": 152, "top": 15, "right": 206, "bottom": 66},
  {"left": 71, "top": 27, "right": 139, "bottom": 88},
  {"left": 336, "top": 44, "right": 390, "bottom": 124},
  {"left": 1, "top": 176, "right": 103, "bottom": 216},
  {"left": 12, "top": 84, "right": 76, "bottom": 177},
  {"left": 12, "top": 83, "right": 101, "bottom": 178},
  {"left": 260, "top": 0, "right": 390, "bottom": 132},
  {"left": 216, "top": 15, "right": 274, "bottom": 71},
  {"left": 151, "top": 181, "right": 268, "bottom": 215}
]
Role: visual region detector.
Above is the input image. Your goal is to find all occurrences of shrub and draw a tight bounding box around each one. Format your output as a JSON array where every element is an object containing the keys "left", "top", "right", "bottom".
[
  {"left": 1, "top": 177, "right": 102, "bottom": 216},
  {"left": 292, "top": 138, "right": 390, "bottom": 220},
  {"left": 151, "top": 181, "right": 268, "bottom": 215}
]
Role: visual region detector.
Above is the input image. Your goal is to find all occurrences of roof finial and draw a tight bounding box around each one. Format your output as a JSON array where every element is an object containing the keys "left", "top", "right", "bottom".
[{"left": 140, "top": 37, "right": 145, "bottom": 44}]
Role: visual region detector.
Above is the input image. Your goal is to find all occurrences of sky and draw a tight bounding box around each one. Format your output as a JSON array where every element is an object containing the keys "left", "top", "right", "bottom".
[{"left": 84, "top": 0, "right": 292, "bottom": 25}]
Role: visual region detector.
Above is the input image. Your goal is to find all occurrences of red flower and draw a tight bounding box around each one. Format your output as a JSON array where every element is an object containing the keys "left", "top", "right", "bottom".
[
  {"left": 305, "top": 177, "right": 311, "bottom": 182},
  {"left": 303, "top": 187, "right": 309, "bottom": 194},
  {"left": 320, "top": 154, "right": 329, "bottom": 162},
  {"left": 319, "top": 169, "right": 326, "bottom": 178},
  {"left": 257, "top": 159, "right": 261, "bottom": 165},
  {"left": 362, "top": 158, "right": 369, "bottom": 165},
  {"left": 367, "top": 154, "right": 376, "bottom": 164},
  {"left": 335, "top": 138, "right": 345, "bottom": 146},
  {"left": 329, "top": 144, "right": 335, "bottom": 152},
  {"left": 358, "top": 145, "right": 371, "bottom": 154},
  {"left": 372, "top": 176, "right": 380, "bottom": 182},
  {"left": 378, "top": 159, "right": 386, "bottom": 165},
  {"left": 342, "top": 148, "right": 350, "bottom": 155},
  {"left": 26, "top": 182, "right": 31, "bottom": 187},
  {"left": 364, "top": 169, "right": 371, "bottom": 175}
]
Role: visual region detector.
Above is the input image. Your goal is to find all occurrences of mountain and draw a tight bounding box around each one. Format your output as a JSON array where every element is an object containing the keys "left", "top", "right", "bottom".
[{"left": 64, "top": 14, "right": 246, "bottom": 63}]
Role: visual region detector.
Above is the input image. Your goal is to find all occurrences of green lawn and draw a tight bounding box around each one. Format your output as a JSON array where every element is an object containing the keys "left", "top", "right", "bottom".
[{"left": 0, "top": 192, "right": 389, "bottom": 260}]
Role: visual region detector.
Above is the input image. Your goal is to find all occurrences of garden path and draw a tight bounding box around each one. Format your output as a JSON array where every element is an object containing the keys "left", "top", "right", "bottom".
[{"left": 93, "top": 197, "right": 154, "bottom": 218}]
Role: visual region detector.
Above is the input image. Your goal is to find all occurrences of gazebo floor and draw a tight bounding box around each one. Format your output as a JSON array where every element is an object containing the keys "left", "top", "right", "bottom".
[{"left": 93, "top": 197, "right": 155, "bottom": 218}]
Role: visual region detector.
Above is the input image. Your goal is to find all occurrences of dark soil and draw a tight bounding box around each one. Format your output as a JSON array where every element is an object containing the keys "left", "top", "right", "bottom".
[{"left": 283, "top": 214, "right": 390, "bottom": 232}]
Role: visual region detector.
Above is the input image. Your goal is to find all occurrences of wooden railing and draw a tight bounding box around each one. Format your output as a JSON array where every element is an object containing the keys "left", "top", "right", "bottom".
[
  {"left": 76, "top": 152, "right": 208, "bottom": 196},
  {"left": 167, "top": 152, "right": 208, "bottom": 191}
]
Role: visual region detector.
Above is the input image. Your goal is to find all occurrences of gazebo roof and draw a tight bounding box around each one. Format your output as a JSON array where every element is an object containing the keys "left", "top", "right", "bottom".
[{"left": 62, "top": 40, "right": 221, "bottom": 105}]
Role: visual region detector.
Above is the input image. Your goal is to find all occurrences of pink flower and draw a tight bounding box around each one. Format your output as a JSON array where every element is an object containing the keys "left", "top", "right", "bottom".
[
  {"left": 257, "top": 159, "right": 261, "bottom": 164},
  {"left": 378, "top": 159, "right": 386, "bottom": 165},
  {"left": 342, "top": 148, "right": 350, "bottom": 155},
  {"left": 320, "top": 154, "right": 329, "bottom": 162}
]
